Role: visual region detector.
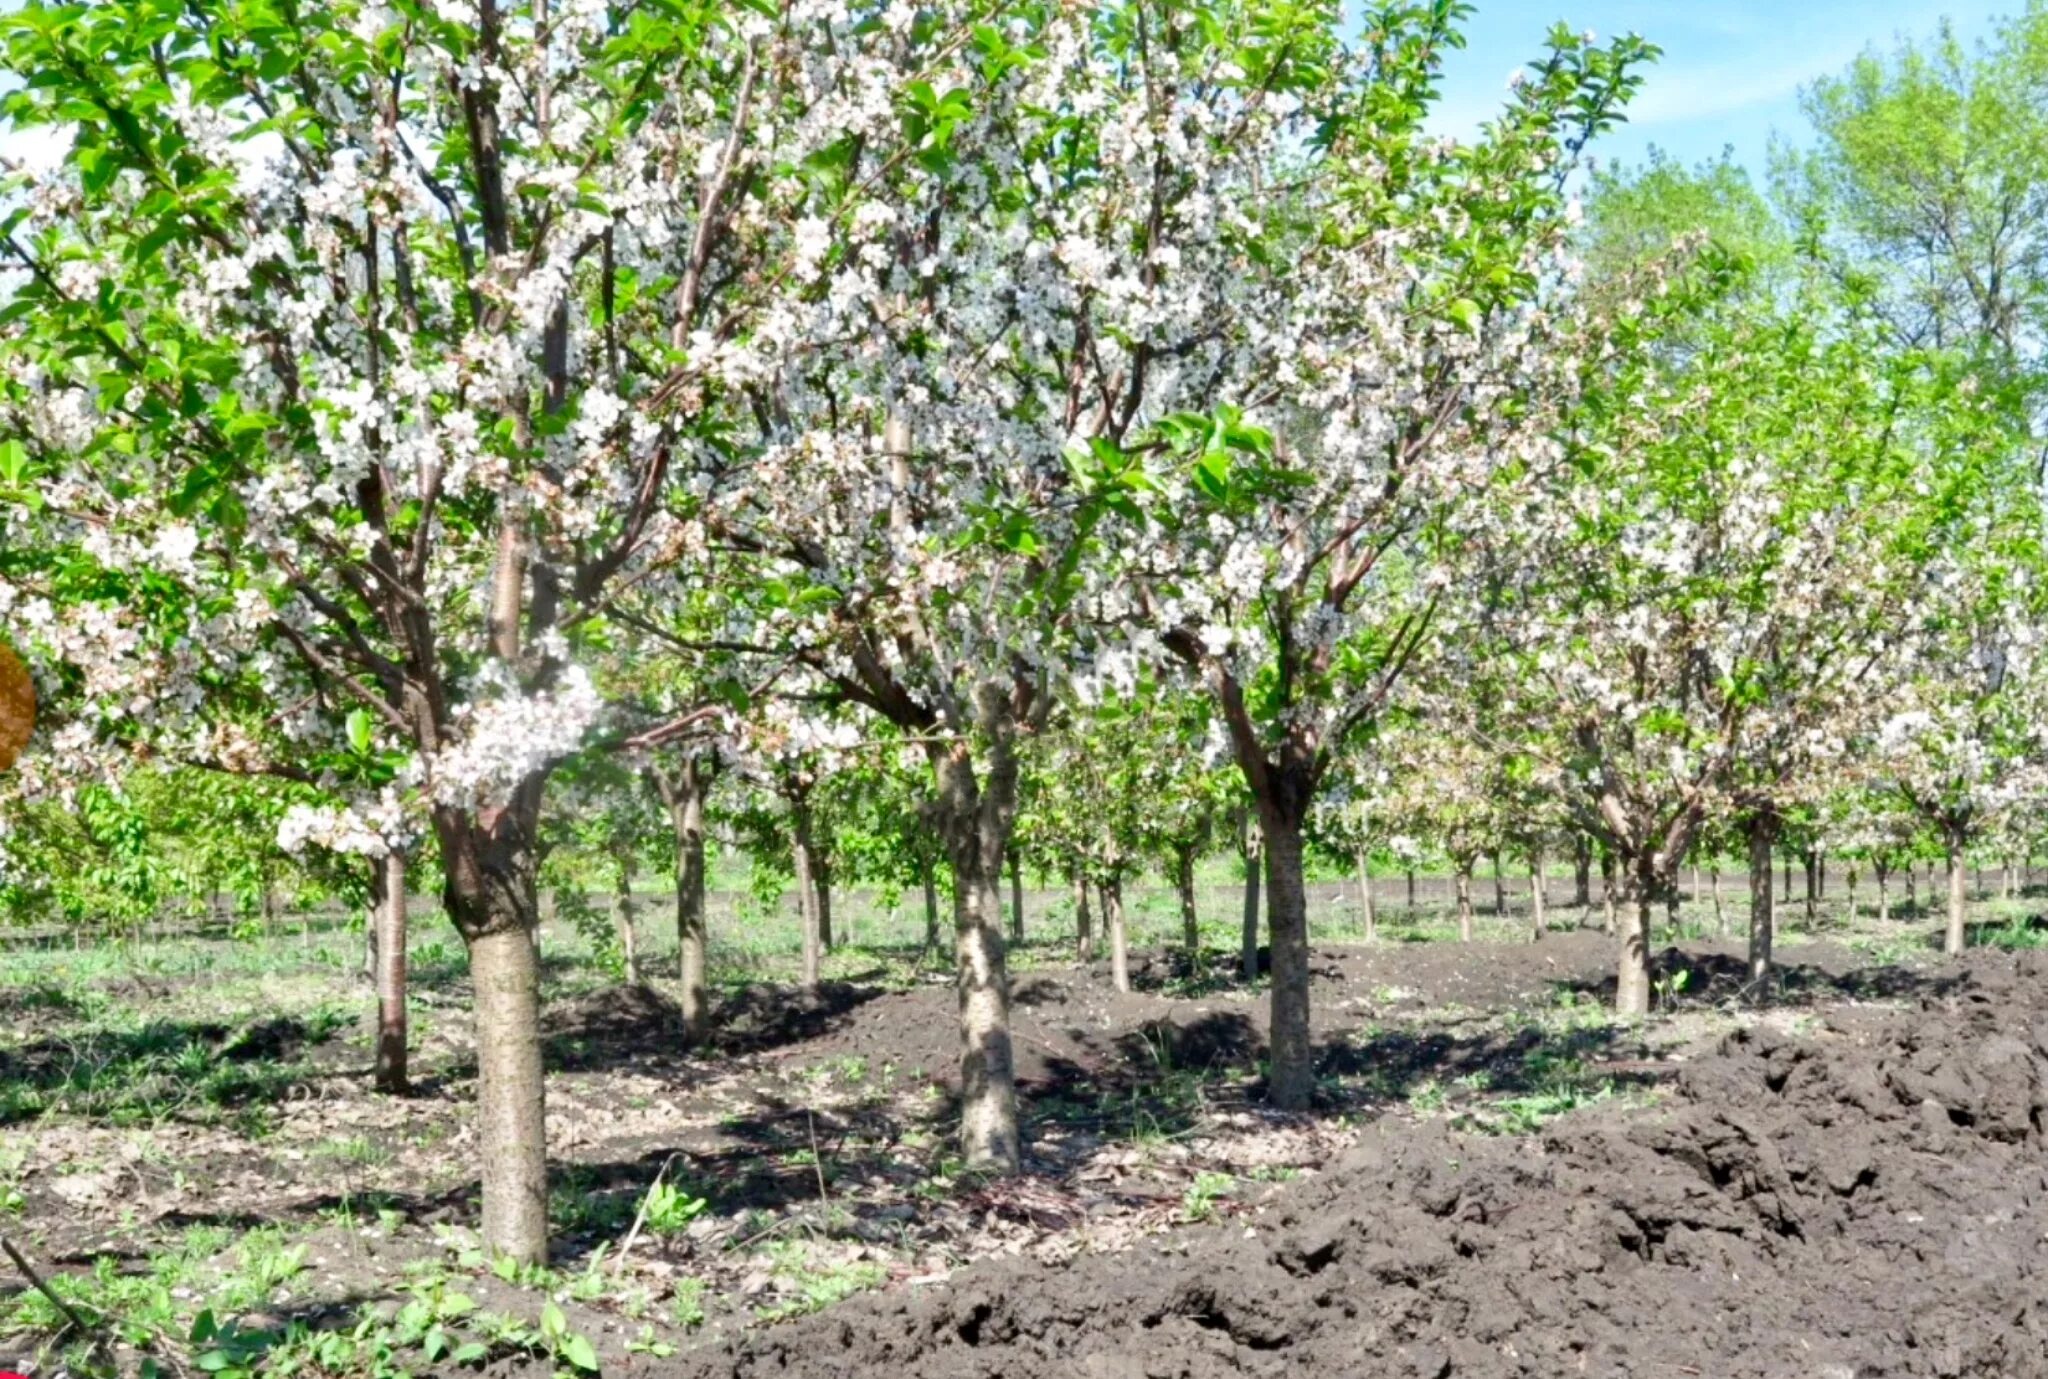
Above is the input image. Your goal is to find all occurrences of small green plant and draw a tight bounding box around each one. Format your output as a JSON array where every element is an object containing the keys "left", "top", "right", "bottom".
[
  {"left": 670, "top": 1278, "right": 707, "bottom": 1330},
  {"left": 642, "top": 1178, "right": 709, "bottom": 1236},
  {"left": 1652, "top": 965, "right": 1692, "bottom": 1009},
  {"left": 1180, "top": 1171, "right": 1236, "bottom": 1222}
]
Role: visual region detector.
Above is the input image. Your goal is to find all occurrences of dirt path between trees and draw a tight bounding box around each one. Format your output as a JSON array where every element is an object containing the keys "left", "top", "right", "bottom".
[{"left": 670, "top": 951, "right": 2048, "bottom": 1379}]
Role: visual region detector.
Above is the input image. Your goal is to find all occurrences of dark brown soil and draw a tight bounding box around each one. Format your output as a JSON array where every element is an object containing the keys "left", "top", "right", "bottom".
[{"left": 668, "top": 950, "right": 2048, "bottom": 1379}]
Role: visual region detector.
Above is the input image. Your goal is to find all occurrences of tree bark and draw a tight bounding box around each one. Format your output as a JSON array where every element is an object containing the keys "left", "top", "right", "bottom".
[
  {"left": 1355, "top": 847, "right": 1376, "bottom": 943},
  {"left": 1073, "top": 871, "right": 1094, "bottom": 963},
  {"left": 1944, "top": 831, "right": 1968, "bottom": 957},
  {"left": 1528, "top": 848, "right": 1546, "bottom": 941},
  {"left": 1906, "top": 860, "right": 1919, "bottom": 913},
  {"left": 1491, "top": 849, "right": 1506, "bottom": 916},
  {"left": 794, "top": 803, "right": 820, "bottom": 996},
  {"left": 1617, "top": 879, "right": 1653, "bottom": 1017},
  {"left": 464, "top": 922, "right": 546, "bottom": 1263},
  {"left": 665, "top": 761, "right": 711, "bottom": 1043},
  {"left": 1239, "top": 850, "right": 1261, "bottom": 982},
  {"left": 1259, "top": 809, "right": 1313, "bottom": 1110},
  {"left": 613, "top": 853, "right": 639, "bottom": 985},
  {"left": 1572, "top": 835, "right": 1592, "bottom": 908},
  {"left": 373, "top": 850, "right": 409, "bottom": 1095},
  {"left": 1175, "top": 846, "right": 1200, "bottom": 962},
  {"left": 1599, "top": 849, "right": 1617, "bottom": 934},
  {"left": 1710, "top": 864, "right": 1725, "bottom": 937},
  {"left": 931, "top": 737, "right": 1020, "bottom": 1174},
  {"left": 1747, "top": 813, "right": 1776, "bottom": 989},
  {"left": 1454, "top": 861, "right": 1474, "bottom": 942},
  {"left": 1405, "top": 868, "right": 1417, "bottom": 913},
  {"left": 1802, "top": 849, "right": 1818, "bottom": 927},
  {"left": 815, "top": 852, "right": 834, "bottom": 953},
  {"left": 923, "top": 862, "right": 941, "bottom": 953},
  {"left": 1009, "top": 849, "right": 1025, "bottom": 947},
  {"left": 1875, "top": 858, "right": 1890, "bottom": 926},
  {"left": 1105, "top": 874, "right": 1130, "bottom": 994}
]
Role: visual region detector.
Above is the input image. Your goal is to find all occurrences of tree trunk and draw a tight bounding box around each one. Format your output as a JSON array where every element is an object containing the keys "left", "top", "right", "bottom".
[
  {"left": 1617, "top": 876, "right": 1653, "bottom": 1018},
  {"left": 1748, "top": 814, "right": 1776, "bottom": 989},
  {"left": 1009, "top": 849, "right": 1025, "bottom": 947},
  {"left": 932, "top": 742, "right": 1020, "bottom": 1174},
  {"left": 1875, "top": 858, "right": 1890, "bottom": 925},
  {"left": 815, "top": 853, "right": 834, "bottom": 953},
  {"left": 794, "top": 806, "right": 820, "bottom": 996},
  {"left": 613, "top": 854, "right": 639, "bottom": 986},
  {"left": 1239, "top": 851, "right": 1261, "bottom": 982},
  {"left": 1845, "top": 867, "right": 1858, "bottom": 925},
  {"left": 923, "top": 862, "right": 941, "bottom": 952},
  {"left": 373, "top": 851, "right": 408, "bottom": 1096},
  {"left": 1572, "top": 835, "right": 1591, "bottom": 908},
  {"left": 1781, "top": 852, "right": 1792, "bottom": 908},
  {"left": 1945, "top": 832, "right": 1968, "bottom": 957},
  {"left": 1491, "top": 849, "right": 1506, "bottom": 916},
  {"left": 1600, "top": 849, "right": 1617, "bottom": 934},
  {"left": 1355, "top": 847, "right": 1376, "bottom": 943},
  {"left": 1529, "top": 848, "right": 1546, "bottom": 940},
  {"left": 1105, "top": 874, "right": 1130, "bottom": 994},
  {"left": 1176, "top": 846, "right": 1200, "bottom": 962},
  {"left": 1258, "top": 809, "right": 1313, "bottom": 1111},
  {"left": 464, "top": 922, "right": 546, "bottom": 1263},
  {"left": 1073, "top": 871, "right": 1094, "bottom": 963},
  {"left": 1802, "top": 849, "right": 1818, "bottom": 927},
  {"left": 659, "top": 761, "right": 712, "bottom": 1044},
  {"left": 1405, "top": 868, "right": 1417, "bottom": 913},
  {"left": 1906, "top": 860, "right": 1919, "bottom": 913},
  {"left": 1454, "top": 861, "right": 1474, "bottom": 942}
]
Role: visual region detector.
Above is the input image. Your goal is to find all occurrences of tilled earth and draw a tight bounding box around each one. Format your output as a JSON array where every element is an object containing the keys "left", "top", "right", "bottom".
[
  {"left": 2, "top": 921, "right": 2036, "bottom": 1378},
  {"left": 669, "top": 950, "right": 2048, "bottom": 1379}
]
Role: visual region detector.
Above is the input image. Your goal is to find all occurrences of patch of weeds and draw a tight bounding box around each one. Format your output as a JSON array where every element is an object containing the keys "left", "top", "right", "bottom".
[
  {"left": 1407, "top": 1079, "right": 1448, "bottom": 1114},
  {"left": 1180, "top": 1171, "right": 1236, "bottom": 1222},
  {"left": 1459, "top": 1080, "right": 1622, "bottom": 1135},
  {"left": 753, "top": 1242, "right": 886, "bottom": 1322},
  {"left": 670, "top": 1278, "right": 707, "bottom": 1329},
  {"left": 312, "top": 1134, "right": 391, "bottom": 1169}
]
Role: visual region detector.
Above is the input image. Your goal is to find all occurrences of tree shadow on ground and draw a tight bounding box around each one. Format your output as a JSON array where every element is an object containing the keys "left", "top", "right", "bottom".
[
  {"left": 0, "top": 1011, "right": 355, "bottom": 1126},
  {"left": 535, "top": 979, "right": 890, "bottom": 1074},
  {"left": 1553, "top": 947, "right": 1977, "bottom": 1011}
]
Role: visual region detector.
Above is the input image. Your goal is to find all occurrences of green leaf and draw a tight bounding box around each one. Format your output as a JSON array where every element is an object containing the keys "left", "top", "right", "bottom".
[
  {"left": 1446, "top": 297, "right": 1483, "bottom": 334},
  {"left": 559, "top": 1333, "right": 600, "bottom": 1373},
  {"left": 345, "top": 707, "right": 373, "bottom": 756}
]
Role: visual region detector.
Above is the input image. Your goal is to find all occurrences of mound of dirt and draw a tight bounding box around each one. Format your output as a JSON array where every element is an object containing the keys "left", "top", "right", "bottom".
[{"left": 670, "top": 953, "right": 2048, "bottom": 1378}]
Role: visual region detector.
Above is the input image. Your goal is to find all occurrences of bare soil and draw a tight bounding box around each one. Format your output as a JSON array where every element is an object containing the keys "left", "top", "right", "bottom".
[{"left": 669, "top": 947, "right": 2048, "bottom": 1379}]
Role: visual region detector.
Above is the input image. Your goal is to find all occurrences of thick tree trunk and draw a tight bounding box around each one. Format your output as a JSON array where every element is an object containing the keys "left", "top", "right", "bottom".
[
  {"left": 465, "top": 922, "right": 546, "bottom": 1263},
  {"left": 923, "top": 863, "right": 941, "bottom": 952},
  {"left": 613, "top": 855, "right": 639, "bottom": 985},
  {"left": 1105, "top": 874, "right": 1130, "bottom": 994},
  {"left": 1875, "top": 859, "right": 1890, "bottom": 926},
  {"left": 1748, "top": 814, "right": 1775, "bottom": 989},
  {"left": 1572, "top": 835, "right": 1592, "bottom": 908},
  {"left": 1010, "top": 850, "right": 1025, "bottom": 947},
  {"left": 1073, "top": 872, "right": 1094, "bottom": 962},
  {"left": 1355, "top": 847, "right": 1376, "bottom": 943},
  {"left": 1600, "top": 849, "right": 1617, "bottom": 934},
  {"left": 1529, "top": 848, "right": 1546, "bottom": 941},
  {"left": 1944, "top": 833, "right": 1968, "bottom": 957},
  {"left": 1405, "top": 868, "right": 1417, "bottom": 913},
  {"left": 373, "top": 851, "right": 408, "bottom": 1095},
  {"left": 1492, "top": 850, "right": 1506, "bottom": 916},
  {"left": 1176, "top": 846, "right": 1200, "bottom": 961},
  {"left": 1617, "top": 878, "right": 1653, "bottom": 1017},
  {"left": 1802, "top": 849, "right": 1818, "bottom": 927},
  {"left": 1259, "top": 810, "right": 1313, "bottom": 1110},
  {"left": 1906, "top": 860, "right": 1919, "bottom": 913},
  {"left": 927, "top": 716, "right": 1022, "bottom": 1175},
  {"left": 1239, "top": 852, "right": 1261, "bottom": 982},
  {"left": 794, "top": 806, "right": 820, "bottom": 996},
  {"left": 1454, "top": 862, "right": 1474, "bottom": 942}
]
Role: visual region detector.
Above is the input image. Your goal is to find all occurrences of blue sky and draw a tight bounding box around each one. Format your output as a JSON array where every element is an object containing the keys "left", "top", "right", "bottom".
[{"left": 1431, "top": 1, "right": 2019, "bottom": 177}]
